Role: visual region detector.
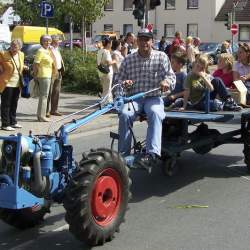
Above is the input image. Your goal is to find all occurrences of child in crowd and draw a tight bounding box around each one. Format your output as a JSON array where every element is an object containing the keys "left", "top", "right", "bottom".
[
  {"left": 213, "top": 53, "right": 234, "bottom": 89},
  {"left": 180, "top": 54, "right": 240, "bottom": 111},
  {"left": 164, "top": 53, "right": 186, "bottom": 108}
]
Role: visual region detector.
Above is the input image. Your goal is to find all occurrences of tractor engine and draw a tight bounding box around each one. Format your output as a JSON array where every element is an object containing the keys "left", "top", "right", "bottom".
[{"left": 0, "top": 134, "right": 62, "bottom": 198}]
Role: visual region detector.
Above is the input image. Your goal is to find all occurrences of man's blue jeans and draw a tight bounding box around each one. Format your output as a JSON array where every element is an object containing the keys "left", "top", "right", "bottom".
[{"left": 118, "top": 97, "right": 166, "bottom": 157}]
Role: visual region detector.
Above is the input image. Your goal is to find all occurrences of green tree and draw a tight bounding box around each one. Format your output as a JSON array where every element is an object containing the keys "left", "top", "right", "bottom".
[
  {"left": 15, "top": 0, "right": 43, "bottom": 25},
  {"left": 15, "top": 0, "right": 65, "bottom": 27},
  {"left": 54, "top": 0, "right": 109, "bottom": 52}
]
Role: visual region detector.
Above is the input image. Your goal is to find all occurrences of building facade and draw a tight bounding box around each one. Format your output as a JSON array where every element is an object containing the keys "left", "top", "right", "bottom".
[{"left": 92, "top": 0, "right": 250, "bottom": 43}]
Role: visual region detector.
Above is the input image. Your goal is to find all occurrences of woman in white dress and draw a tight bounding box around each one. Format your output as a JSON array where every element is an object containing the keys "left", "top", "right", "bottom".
[
  {"left": 97, "top": 38, "right": 116, "bottom": 103},
  {"left": 111, "top": 39, "right": 124, "bottom": 83}
]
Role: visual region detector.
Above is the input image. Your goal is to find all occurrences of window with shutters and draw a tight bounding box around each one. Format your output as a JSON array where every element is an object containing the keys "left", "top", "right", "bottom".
[
  {"left": 124, "top": 0, "right": 133, "bottom": 11},
  {"left": 164, "top": 24, "right": 175, "bottom": 38},
  {"left": 104, "top": 24, "right": 113, "bottom": 31},
  {"left": 104, "top": 0, "right": 114, "bottom": 11},
  {"left": 187, "top": 0, "right": 198, "bottom": 9},
  {"left": 239, "top": 25, "right": 250, "bottom": 41},
  {"left": 165, "top": 0, "right": 175, "bottom": 10},
  {"left": 187, "top": 24, "right": 198, "bottom": 37},
  {"left": 123, "top": 24, "right": 133, "bottom": 35}
]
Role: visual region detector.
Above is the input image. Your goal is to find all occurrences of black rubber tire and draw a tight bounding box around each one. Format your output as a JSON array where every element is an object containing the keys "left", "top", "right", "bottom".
[
  {"left": 161, "top": 157, "right": 178, "bottom": 177},
  {"left": 0, "top": 204, "right": 50, "bottom": 229},
  {"left": 193, "top": 144, "right": 213, "bottom": 155},
  {"left": 63, "top": 148, "right": 131, "bottom": 246},
  {"left": 243, "top": 131, "right": 250, "bottom": 172}
]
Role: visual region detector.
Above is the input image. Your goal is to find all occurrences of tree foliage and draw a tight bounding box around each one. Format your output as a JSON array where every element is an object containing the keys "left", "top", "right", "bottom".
[
  {"left": 15, "top": 0, "right": 45, "bottom": 26},
  {"left": 54, "top": 0, "right": 109, "bottom": 24},
  {"left": 15, "top": 0, "right": 109, "bottom": 29}
]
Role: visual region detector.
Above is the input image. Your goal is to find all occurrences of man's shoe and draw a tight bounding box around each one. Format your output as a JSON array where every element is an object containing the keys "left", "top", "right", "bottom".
[
  {"left": 137, "top": 153, "right": 157, "bottom": 173},
  {"left": 38, "top": 117, "right": 50, "bottom": 122},
  {"left": 46, "top": 113, "right": 51, "bottom": 118},
  {"left": 11, "top": 123, "right": 22, "bottom": 128},
  {"left": 50, "top": 111, "right": 62, "bottom": 116},
  {"left": 2, "top": 126, "right": 15, "bottom": 131},
  {"left": 223, "top": 97, "right": 242, "bottom": 111}
]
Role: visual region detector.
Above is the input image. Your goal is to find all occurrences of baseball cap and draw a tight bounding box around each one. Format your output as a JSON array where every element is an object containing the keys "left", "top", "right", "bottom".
[{"left": 137, "top": 28, "right": 153, "bottom": 39}]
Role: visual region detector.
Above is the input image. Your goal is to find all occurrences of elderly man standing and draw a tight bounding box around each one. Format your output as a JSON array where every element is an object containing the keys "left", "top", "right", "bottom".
[
  {"left": 116, "top": 28, "right": 176, "bottom": 167},
  {"left": 47, "top": 35, "right": 64, "bottom": 117}
]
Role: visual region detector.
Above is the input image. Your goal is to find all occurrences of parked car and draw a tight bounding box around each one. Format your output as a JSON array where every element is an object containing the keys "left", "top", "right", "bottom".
[
  {"left": 231, "top": 43, "right": 239, "bottom": 59},
  {"left": 12, "top": 26, "right": 65, "bottom": 44},
  {"left": 198, "top": 42, "right": 221, "bottom": 65},
  {"left": 153, "top": 40, "right": 160, "bottom": 50},
  {"left": 0, "top": 40, "right": 10, "bottom": 51},
  {"left": 61, "top": 39, "right": 97, "bottom": 52},
  {"left": 93, "top": 32, "right": 118, "bottom": 44},
  {"left": 92, "top": 32, "right": 118, "bottom": 49},
  {"left": 62, "top": 38, "right": 82, "bottom": 48},
  {"left": 22, "top": 44, "right": 41, "bottom": 63}
]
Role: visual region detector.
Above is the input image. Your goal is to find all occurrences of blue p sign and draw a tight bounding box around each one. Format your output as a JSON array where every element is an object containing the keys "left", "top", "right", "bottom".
[{"left": 41, "top": 1, "right": 54, "bottom": 18}]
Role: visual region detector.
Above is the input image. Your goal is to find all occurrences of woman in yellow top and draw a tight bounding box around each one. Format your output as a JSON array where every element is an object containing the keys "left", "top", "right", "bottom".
[
  {"left": 33, "top": 35, "right": 55, "bottom": 122},
  {"left": 0, "top": 39, "right": 25, "bottom": 131}
]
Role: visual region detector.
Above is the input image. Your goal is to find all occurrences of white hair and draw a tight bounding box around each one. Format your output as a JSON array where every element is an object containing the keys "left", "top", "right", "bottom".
[{"left": 11, "top": 38, "right": 23, "bottom": 49}]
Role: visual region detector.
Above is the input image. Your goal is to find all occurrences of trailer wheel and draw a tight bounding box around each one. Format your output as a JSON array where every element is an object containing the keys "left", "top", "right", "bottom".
[
  {"left": 243, "top": 130, "right": 250, "bottom": 172},
  {"left": 0, "top": 204, "right": 50, "bottom": 229},
  {"left": 161, "top": 156, "right": 178, "bottom": 176},
  {"left": 63, "top": 148, "right": 131, "bottom": 246}
]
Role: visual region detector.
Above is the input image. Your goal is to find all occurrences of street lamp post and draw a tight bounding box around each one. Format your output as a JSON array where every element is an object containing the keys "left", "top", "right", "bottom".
[
  {"left": 231, "top": 0, "right": 238, "bottom": 54},
  {"left": 144, "top": 0, "right": 150, "bottom": 27}
]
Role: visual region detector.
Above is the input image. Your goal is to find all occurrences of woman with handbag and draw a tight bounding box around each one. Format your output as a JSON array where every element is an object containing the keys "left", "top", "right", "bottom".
[
  {"left": 0, "top": 39, "right": 25, "bottom": 131},
  {"left": 33, "top": 35, "right": 55, "bottom": 122},
  {"left": 97, "top": 38, "right": 116, "bottom": 103}
]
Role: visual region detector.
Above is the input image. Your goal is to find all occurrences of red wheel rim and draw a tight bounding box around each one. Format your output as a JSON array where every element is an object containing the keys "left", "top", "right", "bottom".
[{"left": 91, "top": 168, "right": 122, "bottom": 226}]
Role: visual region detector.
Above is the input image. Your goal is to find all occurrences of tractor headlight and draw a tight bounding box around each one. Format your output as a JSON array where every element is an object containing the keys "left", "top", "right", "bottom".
[
  {"left": 1, "top": 136, "right": 34, "bottom": 162},
  {"left": 2, "top": 140, "right": 17, "bottom": 162}
]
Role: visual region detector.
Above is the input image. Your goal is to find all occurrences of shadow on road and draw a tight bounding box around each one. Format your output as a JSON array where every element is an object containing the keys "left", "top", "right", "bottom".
[{"left": 130, "top": 150, "right": 247, "bottom": 203}]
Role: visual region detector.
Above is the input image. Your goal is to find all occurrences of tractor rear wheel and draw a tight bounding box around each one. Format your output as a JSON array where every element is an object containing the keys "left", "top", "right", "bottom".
[
  {"left": 63, "top": 148, "right": 131, "bottom": 246},
  {"left": 0, "top": 204, "right": 50, "bottom": 229}
]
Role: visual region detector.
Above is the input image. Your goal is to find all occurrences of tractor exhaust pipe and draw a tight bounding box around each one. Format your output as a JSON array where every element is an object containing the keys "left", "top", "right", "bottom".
[{"left": 31, "top": 151, "right": 47, "bottom": 197}]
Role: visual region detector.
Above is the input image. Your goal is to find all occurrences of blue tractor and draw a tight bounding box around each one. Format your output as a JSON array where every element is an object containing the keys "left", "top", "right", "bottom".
[{"left": 0, "top": 85, "right": 250, "bottom": 246}]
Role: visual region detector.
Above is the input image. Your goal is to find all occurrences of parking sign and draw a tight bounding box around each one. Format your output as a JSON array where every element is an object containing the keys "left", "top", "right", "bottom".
[{"left": 40, "top": 1, "right": 54, "bottom": 18}]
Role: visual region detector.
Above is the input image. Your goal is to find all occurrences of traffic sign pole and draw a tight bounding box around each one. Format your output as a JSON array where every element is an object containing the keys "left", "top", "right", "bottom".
[
  {"left": 232, "top": 4, "right": 235, "bottom": 54},
  {"left": 40, "top": 1, "right": 54, "bottom": 34},
  {"left": 46, "top": 18, "right": 48, "bottom": 34}
]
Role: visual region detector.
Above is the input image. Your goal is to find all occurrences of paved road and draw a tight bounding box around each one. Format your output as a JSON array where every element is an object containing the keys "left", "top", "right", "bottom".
[{"left": 0, "top": 121, "right": 250, "bottom": 250}]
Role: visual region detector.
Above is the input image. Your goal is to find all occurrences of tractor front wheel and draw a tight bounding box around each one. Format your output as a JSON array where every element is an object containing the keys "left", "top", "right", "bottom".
[{"left": 63, "top": 148, "right": 131, "bottom": 246}]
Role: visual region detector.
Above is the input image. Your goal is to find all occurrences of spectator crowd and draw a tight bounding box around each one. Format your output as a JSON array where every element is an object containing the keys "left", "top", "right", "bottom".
[
  {"left": 0, "top": 34, "right": 64, "bottom": 131},
  {"left": 1, "top": 29, "right": 250, "bottom": 138},
  {"left": 96, "top": 30, "right": 250, "bottom": 114}
]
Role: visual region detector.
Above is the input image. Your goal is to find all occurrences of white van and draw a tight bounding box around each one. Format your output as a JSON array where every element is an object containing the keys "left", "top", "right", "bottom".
[{"left": 0, "top": 24, "right": 11, "bottom": 43}]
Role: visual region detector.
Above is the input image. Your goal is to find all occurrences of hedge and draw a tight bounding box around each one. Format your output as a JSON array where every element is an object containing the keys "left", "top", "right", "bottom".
[{"left": 61, "top": 48, "right": 102, "bottom": 94}]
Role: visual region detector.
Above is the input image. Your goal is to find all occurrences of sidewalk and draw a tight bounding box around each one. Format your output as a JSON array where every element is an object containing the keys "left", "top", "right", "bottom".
[{"left": 0, "top": 93, "right": 119, "bottom": 136}]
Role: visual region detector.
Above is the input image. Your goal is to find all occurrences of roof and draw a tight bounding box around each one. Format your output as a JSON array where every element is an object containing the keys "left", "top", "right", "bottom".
[{"left": 215, "top": 0, "right": 250, "bottom": 22}]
